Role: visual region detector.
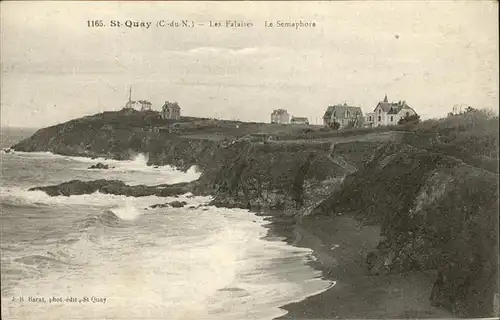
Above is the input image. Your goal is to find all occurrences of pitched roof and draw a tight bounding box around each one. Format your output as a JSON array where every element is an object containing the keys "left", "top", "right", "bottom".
[
  {"left": 373, "top": 95, "right": 416, "bottom": 114},
  {"left": 324, "top": 104, "right": 363, "bottom": 119},
  {"left": 162, "top": 101, "right": 180, "bottom": 109},
  {"left": 272, "top": 109, "right": 288, "bottom": 115},
  {"left": 376, "top": 102, "right": 394, "bottom": 113},
  {"left": 375, "top": 97, "right": 414, "bottom": 114}
]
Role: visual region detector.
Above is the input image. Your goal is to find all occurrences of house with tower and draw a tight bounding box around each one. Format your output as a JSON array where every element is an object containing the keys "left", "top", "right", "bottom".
[{"left": 365, "top": 95, "right": 417, "bottom": 127}]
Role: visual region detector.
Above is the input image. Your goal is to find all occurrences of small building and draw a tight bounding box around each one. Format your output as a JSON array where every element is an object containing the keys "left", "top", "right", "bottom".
[
  {"left": 138, "top": 100, "right": 152, "bottom": 111},
  {"left": 161, "top": 101, "right": 181, "bottom": 120},
  {"left": 364, "top": 112, "right": 376, "bottom": 127},
  {"left": 323, "top": 103, "right": 363, "bottom": 129},
  {"left": 124, "top": 87, "right": 152, "bottom": 111},
  {"left": 271, "top": 109, "right": 290, "bottom": 124},
  {"left": 290, "top": 116, "right": 309, "bottom": 125},
  {"left": 124, "top": 100, "right": 141, "bottom": 110},
  {"left": 372, "top": 95, "right": 417, "bottom": 126}
]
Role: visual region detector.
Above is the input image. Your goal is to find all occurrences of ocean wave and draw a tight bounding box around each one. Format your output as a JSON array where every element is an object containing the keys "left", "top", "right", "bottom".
[
  {"left": 0, "top": 186, "right": 212, "bottom": 214},
  {"left": 7, "top": 151, "right": 201, "bottom": 178},
  {"left": 77, "top": 205, "right": 143, "bottom": 232}
]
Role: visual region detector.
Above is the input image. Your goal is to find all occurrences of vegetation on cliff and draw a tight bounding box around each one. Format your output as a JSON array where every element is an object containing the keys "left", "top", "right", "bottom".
[
  {"left": 311, "top": 110, "right": 499, "bottom": 317},
  {"left": 12, "top": 107, "right": 499, "bottom": 317}
]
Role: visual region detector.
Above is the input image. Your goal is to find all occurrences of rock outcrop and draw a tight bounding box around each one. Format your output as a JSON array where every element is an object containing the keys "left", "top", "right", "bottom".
[
  {"left": 150, "top": 200, "right": 188, "bottom": 209},
  {"left": 29, "top": 179, "right": 193, "bottom": 198},
  {"left": 310, "top": 143, "right": 499, "bottom": 318},
  {"left": 12, "top": 109, "right": 499, "bottom": 318},
  {"left": 88, "top": 162, "right": 112, "bottom": 169}
]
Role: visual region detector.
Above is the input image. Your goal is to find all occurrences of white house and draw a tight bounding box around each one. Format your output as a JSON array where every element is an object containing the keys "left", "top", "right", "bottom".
[
  {"left": 366, "top": 95, "right": 417, "bottom": 127},
  {"left": 124, "top": 87, "right": 152, "bottom": 111},
  {"left": 138, "top": 100, "right": 152, "bottom": 111},
  {"left": 271, "top": 109, "right": 290, "bottom": 124}
]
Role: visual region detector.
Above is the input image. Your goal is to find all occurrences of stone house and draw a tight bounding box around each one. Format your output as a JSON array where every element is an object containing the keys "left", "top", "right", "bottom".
[
  {"left": 271, "top": 109, "right": 290, "bottom": 124},
  {"left": 367, "top": 95, "right": 417, "bottom": 127},
  {"left": 290, "top": 116, "right": 309, "bottom": 125},
  {"left": 323, "top": 103, "right": 363, "bottom": 129},
  {"left": 161, "top": 101, "right": 181, "bottom": 120}
]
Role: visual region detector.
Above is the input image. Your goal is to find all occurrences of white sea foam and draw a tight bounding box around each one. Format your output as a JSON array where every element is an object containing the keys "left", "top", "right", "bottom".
[
  {"left": 4, "top": 151, "right": 202, "bottom": 184},
  {"left": 1, "top": 186, "right": 211, "bottom": 212},
  {"left": 2, "top": 149, "right": 334, "bottom": 320},
  {"left": 2, "top": 206, "right": 334, "bottom": 320}
]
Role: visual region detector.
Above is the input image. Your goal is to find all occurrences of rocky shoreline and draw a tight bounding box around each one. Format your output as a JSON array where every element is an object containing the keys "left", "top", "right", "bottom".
[
  {"left": 12, "top": 110, "right": 499, "bottom": 318},
  {"left": 262, "top": 213, "right": 453, "bottom": 319},
  {"left": 29, "top": 179, "right": 195, "bottom": 198}
]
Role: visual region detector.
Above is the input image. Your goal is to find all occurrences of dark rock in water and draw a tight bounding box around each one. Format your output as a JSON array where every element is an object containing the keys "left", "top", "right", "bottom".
[
  {"left": 29, "top": 179, "right": 193, "bottom": 198},
  {"left": 150, "top": 200, "right": 188, "bottom": 209},
  {"left": 88, "top": 162, "right": 112, "bottom": 170},
  {"left": 169, "top": 200, "right": 187, "bottom": 208}
]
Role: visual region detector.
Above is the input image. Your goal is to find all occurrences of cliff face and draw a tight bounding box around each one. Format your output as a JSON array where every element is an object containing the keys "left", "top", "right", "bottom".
[
  {"left": 312, "top": 142, "right": 499, "bottom": 317},
  {"left": 199, "top": 142, "right": 339, "bottom": 211}
]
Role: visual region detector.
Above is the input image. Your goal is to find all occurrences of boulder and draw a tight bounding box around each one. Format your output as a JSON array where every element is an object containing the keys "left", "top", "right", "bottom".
[
  {"left": 150, "top": 200, "right": 188, "bottom": 209},
  {"left": 88, "top": 162, "right": 112, "bottom": 170},
  {"left": 169, "top": 200, "right": 188, "bottom": 208}
]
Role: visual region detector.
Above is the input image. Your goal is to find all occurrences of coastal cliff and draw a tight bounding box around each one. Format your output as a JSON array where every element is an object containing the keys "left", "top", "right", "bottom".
[
  {"left": 11, "top": 109, "right": 499, "bottom": 318},
  {"left": 312, "top": 142, "right": 498, "bottom": 317}
]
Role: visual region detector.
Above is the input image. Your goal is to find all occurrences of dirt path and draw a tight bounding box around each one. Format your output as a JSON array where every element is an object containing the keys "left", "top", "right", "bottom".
[{"left": 328, "top": 142, "right": 357, "bottom": 174}]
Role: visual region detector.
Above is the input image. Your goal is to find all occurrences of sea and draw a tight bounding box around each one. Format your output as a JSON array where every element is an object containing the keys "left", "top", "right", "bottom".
[{"left": 0, "top": 127, "right": 333, "bottom": 320}]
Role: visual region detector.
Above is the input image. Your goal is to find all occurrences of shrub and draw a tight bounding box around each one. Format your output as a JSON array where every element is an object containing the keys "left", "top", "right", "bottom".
[
  {"left": 398, "top": 114, "right": 421, "bottom": 125},
  {"left": 328, "top": 122, "right": 340, "bottom": 130}
]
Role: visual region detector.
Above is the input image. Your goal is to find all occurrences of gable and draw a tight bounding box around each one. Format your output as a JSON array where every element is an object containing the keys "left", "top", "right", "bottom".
[
  {"left": 325, "top": 105, "right": 362, "bottom": 119},
  {"left": 323, "top": 106, "right": 334, "bottom": 119},
  {"left": 374, "top": 104, "right": 384, "bottom": 114},
  {"left": 397, "top": 107, "right": 416, "bottom": 116}
]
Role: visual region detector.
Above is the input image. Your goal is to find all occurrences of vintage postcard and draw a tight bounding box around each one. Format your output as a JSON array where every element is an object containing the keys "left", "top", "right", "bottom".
[{"left": 1, "top": 1, "right": 498, "bottom": 319}]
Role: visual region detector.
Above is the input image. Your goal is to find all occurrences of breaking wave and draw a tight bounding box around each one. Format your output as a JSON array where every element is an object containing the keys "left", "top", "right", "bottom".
[{"left": 3, "top": 151, "right": 201, "bottom": 183}]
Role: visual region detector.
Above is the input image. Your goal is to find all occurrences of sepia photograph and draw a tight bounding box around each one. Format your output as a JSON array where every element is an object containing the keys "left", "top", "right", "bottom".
[{"left": 1, "top": 1, "right": 499, "bottom": 319}]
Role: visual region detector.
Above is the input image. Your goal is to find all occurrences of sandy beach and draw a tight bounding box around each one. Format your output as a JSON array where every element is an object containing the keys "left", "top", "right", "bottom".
[{"left": 262, "top": 213, "right": 453, "bottom": 319}]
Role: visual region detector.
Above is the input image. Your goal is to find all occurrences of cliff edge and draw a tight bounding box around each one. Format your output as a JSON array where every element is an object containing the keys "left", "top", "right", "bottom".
[{"left": 11, "top": 108, "right": 499, "bottom": 317}]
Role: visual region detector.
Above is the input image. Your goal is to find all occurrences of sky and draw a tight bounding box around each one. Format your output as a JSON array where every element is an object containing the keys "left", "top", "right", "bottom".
[{"left": 1, "top": 1, "right": 498, "bottom": 128}]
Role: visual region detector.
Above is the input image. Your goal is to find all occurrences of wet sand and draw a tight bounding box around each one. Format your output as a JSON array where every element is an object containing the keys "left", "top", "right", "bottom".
[{"left": 262, "top": 213, "right": 453, "bottom": 319}]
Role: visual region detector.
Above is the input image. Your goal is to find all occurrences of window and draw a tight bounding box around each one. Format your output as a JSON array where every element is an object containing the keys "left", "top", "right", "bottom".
[
  {"left": 390, "top": 116, "right": 393, "bottom": 122},
  {"left": 333, "top": 112, "right": 336, "bottom": 117},
  {"left": 378, "top": 116, "right": 381, "bottom": 121},
  {"left": 369, "top": 116, "right": 372, "bottom": 121},
  {"left": 406, "top": 112, "right": 410, "bottom": 117},
  {"left": 378, "top": 109, "right": 381, "bottom": 114}
]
